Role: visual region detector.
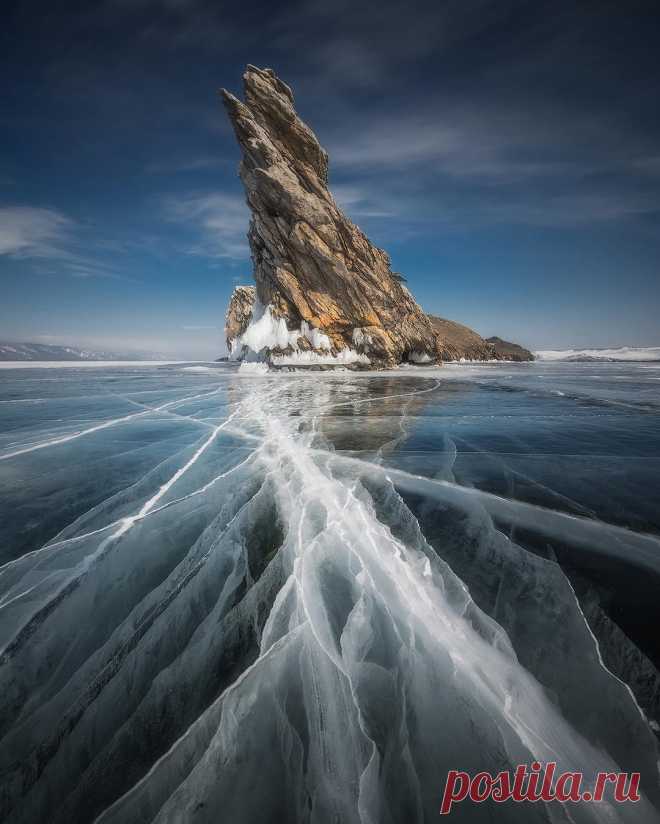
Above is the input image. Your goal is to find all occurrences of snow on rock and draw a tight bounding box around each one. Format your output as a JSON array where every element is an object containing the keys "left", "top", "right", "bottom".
[
  {"left": 300, "top": 321, "right": 332, "bottom": 351},
  {"left": 229, "top": 304, "right": 331, "bottom": 360},
  {"left": 271, "top": 348, "right": 370, "bottom": 366},
  {"left": 220, "top": 66, "right": 439, "bottom": 367},
  {"left": 408, "top": 351, "right": 433, "bottom": 364},
  {"left": 351, "top": 328, "right": 373, "bottom": 348}
]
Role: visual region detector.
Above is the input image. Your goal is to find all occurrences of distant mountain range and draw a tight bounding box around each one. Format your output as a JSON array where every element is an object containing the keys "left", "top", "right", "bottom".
[
  {"left": 0, "top": 342, "right": 165, "bottom": 362},
  {"left": 535, "top": 346, "right": 660, "bottom": 362}
]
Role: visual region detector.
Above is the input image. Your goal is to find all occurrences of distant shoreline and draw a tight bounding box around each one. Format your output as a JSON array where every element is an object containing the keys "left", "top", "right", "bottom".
[{"left": 0, "top": 360, "right": 207, "bottom": 369}]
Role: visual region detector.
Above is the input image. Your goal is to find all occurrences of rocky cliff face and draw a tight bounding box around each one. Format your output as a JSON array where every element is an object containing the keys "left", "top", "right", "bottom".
[
  {"left": 224, "top": 285, "right": 255, "bottom": 353},
  {"left": 428, "top": 318, "right": 533, "bottom": 361},
  {"left": 486, "top": 336, "right": 534, "bottom": 362},
  {"left": 221, "top": 66, "right": 438, "bottom": 367},
  {"left": 428, "top": 316, "right": 499, "bottom": 362},
  {"left": 221, "top": 66, "right": 534, "bottom": 367},
  {"left": 225, "top": 289, "right": 535, "bottom": 364}
]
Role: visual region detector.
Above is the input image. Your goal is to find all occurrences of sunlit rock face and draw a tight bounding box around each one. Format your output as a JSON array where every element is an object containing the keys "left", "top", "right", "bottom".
[
  {"left": 220, "top": 66, "right": 535, "bottom": 368},
  {"left": 224, "top": 285, "right": 255, "bottom": 353},
  {"left": 220, "top": 65, "right": 439, "bottom": 367},
  {"left": 225, "top": 286, "right": 535, "bottom": 365}
]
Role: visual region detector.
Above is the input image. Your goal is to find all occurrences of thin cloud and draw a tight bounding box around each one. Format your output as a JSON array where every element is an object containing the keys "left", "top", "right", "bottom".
[
  {"left": 322, "top": 99, "right": 660, "bottom": 232},
  {"left": 0, "top": 205, "right": 140, "bottom": 280},
  {"left": 0, "top": 207, "right": 73, "bottom": 258},
  {"left": 326, "top": 105, "right": 610, "bottom": 183},
  {"left": 325, "top": 174, "right": 660, "bottom": 239},
  {"left": 477, "top": 192, "right": 660, "bottom": 228},
  {"left": 163, "top": 191, "right": 250, "bottom": 259},
  {"left": 145, "top": 155, "right": 226, "bottom": 174},
  {"left": 330, "top": 184, "right": 397, "bottom": 219}
]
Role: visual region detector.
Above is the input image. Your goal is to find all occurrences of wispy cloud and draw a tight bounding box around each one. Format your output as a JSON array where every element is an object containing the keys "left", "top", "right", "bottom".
[
  {"left": 332, "top": 177, "right": 660, "bottom": 236},
  {"left": 0, "top": 205, "right": 139, "bottom": 280},
  {"left": 322, "top": 98, "right": 660, "bottom": 232},
  {"left": 0, "top": 207, "right": 73, "bottom": 258},
  {"left": 163, "top": 191, "right": 250, "bottom": 259},
  {"left": 330, "top": 184, "right": 396, "bottom": 218},
  {"left": 326, "top": 104, "right": 615, "bottom": 184},
  {"left": 145, "top": 155, "right": 226, "bottom": 175},
  {"left": 470, "top": 191, "right": 660, "bottom": 229}
]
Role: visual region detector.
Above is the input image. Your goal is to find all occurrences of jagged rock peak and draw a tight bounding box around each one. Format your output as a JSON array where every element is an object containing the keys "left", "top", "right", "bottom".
[
  {"left": 220, "top": 65, "right": 439, "bottom": 367},
  {"left": 221, "top": 66, "right": 329, "bottom": 188}
]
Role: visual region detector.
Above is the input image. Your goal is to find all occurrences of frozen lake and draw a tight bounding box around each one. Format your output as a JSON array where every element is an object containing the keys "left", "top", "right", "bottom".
[{"left": 1, "top": 361, "right": 659, "bottom": 822}]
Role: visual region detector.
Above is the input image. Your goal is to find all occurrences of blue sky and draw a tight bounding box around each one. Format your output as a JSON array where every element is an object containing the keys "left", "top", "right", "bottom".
[{"left": 1, "top": 0, "right": 659, "bottom": 358}]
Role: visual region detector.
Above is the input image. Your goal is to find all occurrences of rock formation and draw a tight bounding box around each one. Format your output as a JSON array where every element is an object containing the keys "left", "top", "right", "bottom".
[
  {"left": 486, "top": 336, "right": 534, "bottom": 362},
  {"left": 428, "top": 317, "right": 534, "bottom": 361},
  {"left": 221, "top": 65, "right": 438, "bottom": 367},
  {"left": 224, "top": 285, "right": 255, "bottom": 352},
  {"left": 428, "top": 316, "right": 499, "bottom": 362},
  {"left": 221, "top": 65, "right": 533, "bottom": 367}
]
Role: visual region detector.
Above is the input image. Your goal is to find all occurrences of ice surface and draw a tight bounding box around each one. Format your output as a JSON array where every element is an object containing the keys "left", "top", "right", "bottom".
[{"left": 0, "top": 362, "right": 659, "bottom": 823}]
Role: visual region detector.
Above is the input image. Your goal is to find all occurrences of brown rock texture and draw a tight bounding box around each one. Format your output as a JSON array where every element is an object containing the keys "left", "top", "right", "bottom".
[
  {"left": 220, "top": 65, "right": 438, "bottom": 366},
  {"left": 224, "top": 285, "right": 256, "bottom": 353},
  {"left": 428, "top": 316, "right": 499, "bottom": 362},
  {"left": 428, "top": 318, "right": 534, "bottom": 361},
  {"left": 486, "top": 336, "right": 534, "bottom": 361}
]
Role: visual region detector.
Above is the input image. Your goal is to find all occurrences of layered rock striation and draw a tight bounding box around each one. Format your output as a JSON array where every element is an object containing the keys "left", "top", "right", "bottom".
[
  {"left": 221, "top": 66, "right": 438, "bottom": 367},
  {"left": 221, "top": 65, "right": 533, "bottom": 367},
  {"left": 224, "top": 285, "right": 256, "bottom": 349}
]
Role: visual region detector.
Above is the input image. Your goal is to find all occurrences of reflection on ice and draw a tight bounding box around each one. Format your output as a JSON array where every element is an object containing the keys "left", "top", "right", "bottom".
[{"left": 0, "top": 364, "right": 659, "bottom": 823}]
